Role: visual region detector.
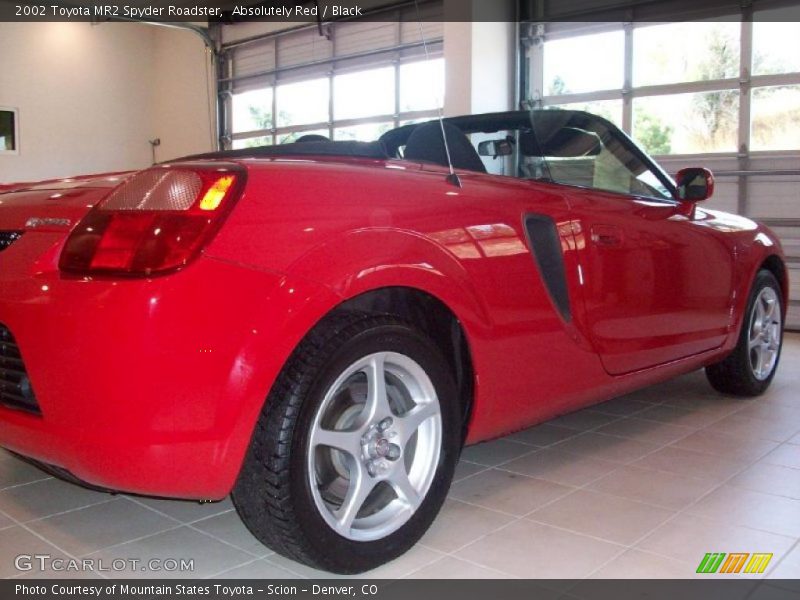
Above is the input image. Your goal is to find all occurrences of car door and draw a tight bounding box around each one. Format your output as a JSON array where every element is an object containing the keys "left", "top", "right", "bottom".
[{"left": 527, "top": 111, "right": 736, "bottom": 375}]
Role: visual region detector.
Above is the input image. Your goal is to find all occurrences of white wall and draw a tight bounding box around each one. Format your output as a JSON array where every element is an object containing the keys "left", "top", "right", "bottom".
[
  {"left": 0, "top": 22, "right": 214, "bottom": 184},
  {"left": 151, "top": 27, "right": 215, "bottom": 162},
  {"left": 443, "top": 0, "right": 515, "bottom": 117}
]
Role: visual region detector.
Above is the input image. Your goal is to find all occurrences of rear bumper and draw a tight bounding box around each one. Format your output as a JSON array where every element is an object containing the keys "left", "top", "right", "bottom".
[{"left": 0, "top": 236, "right": 336, "bottom": 499}]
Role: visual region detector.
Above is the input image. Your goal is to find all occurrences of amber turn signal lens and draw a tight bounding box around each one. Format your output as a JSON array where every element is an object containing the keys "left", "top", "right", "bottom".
[{"left": 199, "top": 175, "right": 235, "bottom": 211}]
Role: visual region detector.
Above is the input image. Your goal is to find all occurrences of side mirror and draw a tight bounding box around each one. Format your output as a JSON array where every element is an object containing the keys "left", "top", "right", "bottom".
[
  {"left": 675, "top": 167, "right": 715, "bottom": 202},
  {"left": 478, "top": 139, "right": 513, "bottom": 158}
]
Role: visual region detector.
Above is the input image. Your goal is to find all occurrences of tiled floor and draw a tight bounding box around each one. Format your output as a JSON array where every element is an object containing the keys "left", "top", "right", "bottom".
[{"left": 2, "top": 334, "right": 800, "bottom": 580}]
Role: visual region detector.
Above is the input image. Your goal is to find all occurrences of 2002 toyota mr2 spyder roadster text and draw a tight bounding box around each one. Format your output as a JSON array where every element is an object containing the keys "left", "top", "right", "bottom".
[{"left": 0, "top": 110, "right": 787, "bottom": 573}]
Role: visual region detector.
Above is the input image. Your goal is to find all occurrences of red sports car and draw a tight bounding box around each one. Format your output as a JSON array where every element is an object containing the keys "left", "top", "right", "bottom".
[{"left": 0, "top": 110, "right": 787, "bottom": 573}]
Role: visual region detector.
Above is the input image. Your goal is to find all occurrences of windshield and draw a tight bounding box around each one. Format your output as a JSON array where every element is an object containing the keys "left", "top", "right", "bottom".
[{"left": 523, "top": 109, "right": 673, "bottom": 200}]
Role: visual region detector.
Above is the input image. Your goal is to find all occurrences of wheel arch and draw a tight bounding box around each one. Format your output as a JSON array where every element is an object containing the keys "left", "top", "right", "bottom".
[
  {"left": 760, "top": 254, "right": 789, "bottom": 312},
  {"left": 332, "top": 286, "right": 476, "bottom": 443}
]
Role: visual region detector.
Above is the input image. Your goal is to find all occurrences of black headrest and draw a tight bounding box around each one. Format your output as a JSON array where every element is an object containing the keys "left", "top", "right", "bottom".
[
  {"left": 295, "top": 134, "right": 331, "bottom": 143},
  {"left": 404, "top": 122, "right": 486, "bottom": 173}
]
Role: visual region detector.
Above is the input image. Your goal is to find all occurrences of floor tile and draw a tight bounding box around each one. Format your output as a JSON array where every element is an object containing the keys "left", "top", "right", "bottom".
[
  {"left": 588, "top": 549, "right": 695, "bottom": 579},
  {"left": 588, "top": 465, "right": 719, "bottom": 511},
  {"left": 766, "top": 543, "right": 800, "bottom": 579},
  {"left": 687, "top": 485, "right": 800, "bottom": 537},
  {"left": 87, "top": 526, "right": 253, "bottom": 579},
  {"left": 452, "top": 460, "right": 486, "bottom": 482},
  {"left": 670, "top": 430, "right": 779, "bottom": 462},
  {"left": 737, "top": 403, "right": 800, "bottom": 426},
  {"left": 455, "top": 520, "right": 623, "bottom": 579},
  {"left": 0, "top": 526, "right": 76, "bottom": 578},
  {"left": 634, "top": 446, "right": 744, "bottom": 482},
  {"left": 637, "top": 514, "right": 796, "bottom": 565},
  {"left": 594, "top": 417, "right": 694, "bottom": 446},
  {"left": 25, "top": 497, "right": 177, "bottom": 556},
  {"left": 506, "top": 423, "right": 580, "bottom": 447},
  {"left": 408, "top": 555, "right": 514, "bottom": 579},
  {"left": 502, "top": 448, "right": 620, "bottom": 487},
  {"left": 131, "top": 496, "right": 234, "bottom": 524},
  {"left": 0, "top": 452, "right": 51, "bottom": 490},
  {"left": 549, "top": 410, "right": 620, "bottom": 432},
  {"left": 590, "top": 396, "right": 655, "bottom": 417},
  {"left": 704, "top": 413, "right": 800, "bottom": 442},
  {"left": 191, "top": 509, "right": 271, "bottom": 557},
  {"left": 0, "top": 478, "right": 113, "bottom": 522},
  {"left": 419, "top": 498, "right": 514, "bottom": 553},
  {"left": 448, "top": 468, "right": 573, "bottom": 516},
  {"left": 760, "top": 444, "right": 800, "bottom": 469},
  {"left": 266, "top": 543, "right": 444, "bottom": 579},
  {"left": 0, "top": 510, "right": 14, "bottom": 531},
  {"left": 459, "top": 439, "right": 536, "bottom": 467},
  {"left": 550, "top": 432, "right": 661, "bottom": 464},
  {"left": 730, "top": 463, "right": 800, "bottom": 500},
  {"left": 211, "top": 558, "right": 302, "bottom": 579},
  {"left": 528, "top": 489, "right": 674, "bottom": 545},
  {"left": 637, "top": 404, "right": 725, "bottom": 429}
]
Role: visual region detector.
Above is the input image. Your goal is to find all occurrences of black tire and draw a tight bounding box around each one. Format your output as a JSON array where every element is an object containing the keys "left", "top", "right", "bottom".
[
  {"left": 706, "top": 270, "right": 784, "bottom": 396},
  {"left": 232, "top": 312, "right": 461, "bottom": 574}
]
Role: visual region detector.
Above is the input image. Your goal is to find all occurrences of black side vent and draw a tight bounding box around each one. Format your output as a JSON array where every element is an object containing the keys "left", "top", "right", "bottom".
[
  {"left": 0, "top": 324, "right": 41, "bottom": 415},
  {"left": 523, "top": 214, "right": 572, "bottom": 322},
  {"left": 0, "top": 231, "right": 23, "bottom": 252}
]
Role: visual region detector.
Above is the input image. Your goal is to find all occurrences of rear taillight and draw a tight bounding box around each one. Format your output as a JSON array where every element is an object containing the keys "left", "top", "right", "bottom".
[{"left": 59, "top": 164, "right": 245, "bottom": 276}]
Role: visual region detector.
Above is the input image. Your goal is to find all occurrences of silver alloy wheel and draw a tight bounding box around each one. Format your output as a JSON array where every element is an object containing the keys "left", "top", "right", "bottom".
[
  {"left": 748, "top": 286, "right": 782, "bottom": 381},
  {"left": 307, "top": 351, "right": 442, "bottom": 542}
]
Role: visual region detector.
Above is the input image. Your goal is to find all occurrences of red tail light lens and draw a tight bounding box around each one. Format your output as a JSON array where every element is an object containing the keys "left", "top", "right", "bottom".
[{"left": 60, "top": 164, "right": 245, "bottom": 276}]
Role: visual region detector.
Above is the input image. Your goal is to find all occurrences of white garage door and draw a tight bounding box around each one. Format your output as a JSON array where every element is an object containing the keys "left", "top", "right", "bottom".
[{"left": 216, "top": 1, "right": 444, "bottom": 148}]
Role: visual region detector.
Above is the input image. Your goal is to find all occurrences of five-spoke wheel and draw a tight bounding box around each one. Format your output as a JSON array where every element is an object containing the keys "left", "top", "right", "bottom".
[
  {"left": 707, "top": 269, "right": 784, "bottom": 396},
  {"left": 233, "top": 314, "right": 460, "bottom": 574},
  {"left": 308, "top": 352, "right": 441, "bottom": 541},
  {"left": 748, "top": 286, "right": 782, "bottom": 381}
]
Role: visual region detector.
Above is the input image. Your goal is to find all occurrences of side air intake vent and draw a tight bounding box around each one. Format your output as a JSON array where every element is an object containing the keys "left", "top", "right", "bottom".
[
  {"left": 0, "top": 324, "right": 41, "bottom": 415},
  {"left": 0, "top": 231, "right": 22, "bottom": 252}
]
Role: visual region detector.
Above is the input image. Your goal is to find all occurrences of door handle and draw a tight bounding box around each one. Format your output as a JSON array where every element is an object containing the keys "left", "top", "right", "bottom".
[{"left": 591, "top": 225, "right": 623, "bottom": 246}]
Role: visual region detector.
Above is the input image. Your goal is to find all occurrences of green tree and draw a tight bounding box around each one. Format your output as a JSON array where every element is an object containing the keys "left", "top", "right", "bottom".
[
  {"left": 634, "top": 112, "right": 673, "bottom": 155},
  {"left": 692, "top": 28, "right": 739, "bottom": 149},
  {"left": 549, "top": 75, "right": 570, "bottom": 96}
]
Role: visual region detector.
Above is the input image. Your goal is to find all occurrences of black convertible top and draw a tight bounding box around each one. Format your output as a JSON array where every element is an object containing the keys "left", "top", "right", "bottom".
[
  {"left": 178, "top": 112, "right": 541, "bottom": 163},
  {"left": 181, "top": 140, "right": 388, "bottom": 162}
]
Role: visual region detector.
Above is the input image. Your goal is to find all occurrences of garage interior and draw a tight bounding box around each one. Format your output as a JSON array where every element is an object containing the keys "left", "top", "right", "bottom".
[{"left": 0, "top": 0, "right": 799, "bottom": 582}]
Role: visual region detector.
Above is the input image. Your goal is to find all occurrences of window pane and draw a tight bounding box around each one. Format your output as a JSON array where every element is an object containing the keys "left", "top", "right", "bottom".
[
  {"left": 546, "top": 100, "right": 622, "bottom": 128},
  {"left": 400, "top": 59, "right": 445, "bottom": 112},
  {"left": 753, "top": 21, "right": 800, "bottom": 75},
  {"left": 334, "top": 122, "right": 393, "bottom": 142},
  {"left": 544, "top": 31, "right": 624, "bottom": 95},
  {"left": 633, "top": 91, "right": 739, "bottom": 154},
  {"left": 751, "top": 85, "right": 800, "bottom": 151},
  {"left": 276, "top": 78, "right": 330, "bottom": 127},
  {"left": 0, "top": 110, "right": 16, "bottom": 152},
  {"left": 633, "top": 22, "right": 740, "bottom": 87},
  {"left": 232, "top": 89, "right": 273, "bottom": 134},
  {"left": 233, "top": 136, "right": 273, "bottom": 149},
  {"left": 278, "top": 129, "right": 330, "bottom": 144},
  {"left": 334, "top": 67, "right": 395, "bottom": 121}
]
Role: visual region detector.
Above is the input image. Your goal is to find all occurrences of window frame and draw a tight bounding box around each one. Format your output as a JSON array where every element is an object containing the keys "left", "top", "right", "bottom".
[
  {"left": 0, "top": 107, "right": 19, "bottom": 155},
  {"left": 525, "top": 19, "right": 800, "bottom": 159},
  {"left": 227, "top": 57, "right": 444, "bottom": 149}
]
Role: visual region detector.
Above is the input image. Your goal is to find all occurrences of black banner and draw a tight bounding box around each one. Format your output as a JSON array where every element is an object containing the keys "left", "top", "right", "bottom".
[
  {"left": 5, "top": 580, "right": 800, "bottom": 600},
  {"left": 1, "top": 0, "right": 799, "bottom": 23}
]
